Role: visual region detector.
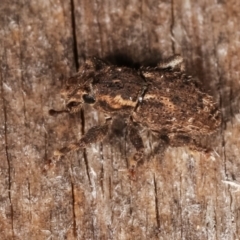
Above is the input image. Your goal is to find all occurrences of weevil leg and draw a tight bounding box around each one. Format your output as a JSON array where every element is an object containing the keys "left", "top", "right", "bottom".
[
  {"left": 127, "top": 123, "right": 145, "bottom": 171},
  {"left": 168, "top": 133, "right": 209, "bottom": 152},
  {"left": 54, "top": 120, "right": 111, "bottom": 156}
]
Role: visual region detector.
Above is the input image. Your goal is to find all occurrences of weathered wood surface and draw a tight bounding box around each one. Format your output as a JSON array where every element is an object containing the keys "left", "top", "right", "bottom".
[{"left": 1, "top": 0, "right": 240, "bottom": 239}]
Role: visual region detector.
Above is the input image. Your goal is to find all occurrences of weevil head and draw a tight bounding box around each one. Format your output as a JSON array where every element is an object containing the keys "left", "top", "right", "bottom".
[
  {"left": 61, "top": 80, "right": 96, "bottom": 113},
  {"left": 61, "top": 57, "right": 109, "bottom": 113},
  {"left": 49, "top": 57, "right": 108, "bottom": 115}
]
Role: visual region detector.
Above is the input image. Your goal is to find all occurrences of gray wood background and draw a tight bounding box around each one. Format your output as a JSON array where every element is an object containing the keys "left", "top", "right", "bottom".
[{"left": 1, "top": 0, "right": 240, "bottom": 239}]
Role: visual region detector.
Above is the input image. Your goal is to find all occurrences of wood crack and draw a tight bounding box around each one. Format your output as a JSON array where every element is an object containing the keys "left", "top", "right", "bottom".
[
  {"left": 70, "top": 0, "right": 79, "bottom": 70},
  {"left": 70, "top": 0, "right": 91, "bottom": 186},
  {"left": 153, "top": 174, "right": 160, "bottom": 231},
  {"left": 70, "top": 176, "right": 77, "bottom": 237},
  {"left": 1, "top": 57, "right": 14, "bottom": 239},
  {"left": 100, "top": 142, "right": 104, "bottom": 195},
  {"left": 179, "top": 175, "right": 183, "bottom": 239},
  {"left": 27, "top": 179, "right": 32, "bottom": 222},
  {"left": 80, "top": 109, "right": 91, "bottom": 185}
]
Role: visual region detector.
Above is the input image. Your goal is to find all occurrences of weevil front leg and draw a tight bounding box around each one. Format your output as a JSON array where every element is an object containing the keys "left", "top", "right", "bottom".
[{"left": 54, "top": 120, "right": 111, "bottom": 156}]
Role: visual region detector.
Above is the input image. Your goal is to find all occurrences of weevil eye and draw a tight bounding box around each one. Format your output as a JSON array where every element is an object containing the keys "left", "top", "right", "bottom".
[{"left": 82, "top": 94, "right": 95, "bottom": 104}]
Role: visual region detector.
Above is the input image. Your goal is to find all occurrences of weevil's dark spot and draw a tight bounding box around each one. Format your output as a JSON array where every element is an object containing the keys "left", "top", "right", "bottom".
[{"left": 83, "top": 94, "right": 96, "bottom": 104}]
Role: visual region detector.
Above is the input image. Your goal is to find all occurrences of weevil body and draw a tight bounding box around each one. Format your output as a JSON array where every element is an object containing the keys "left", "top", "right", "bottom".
[{"left": 50, "top": 55, "right": 221, "bottom": 169}]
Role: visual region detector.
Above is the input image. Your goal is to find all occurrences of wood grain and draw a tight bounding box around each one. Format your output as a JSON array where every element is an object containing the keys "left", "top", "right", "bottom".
[{"left": 1, "top": 0, "right": 240, "bottom": 239}]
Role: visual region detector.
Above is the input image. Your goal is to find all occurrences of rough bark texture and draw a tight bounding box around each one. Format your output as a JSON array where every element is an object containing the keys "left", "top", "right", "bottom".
[{"left": 1, "top": 0, "right": 240, "bottom": 239}]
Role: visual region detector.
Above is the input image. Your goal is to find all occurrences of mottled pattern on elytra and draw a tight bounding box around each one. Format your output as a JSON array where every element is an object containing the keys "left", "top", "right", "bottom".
[{"left": 133, "top": 68, "right": 220, "bottom": 136}]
